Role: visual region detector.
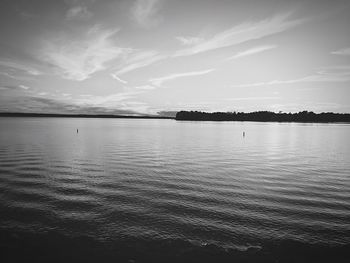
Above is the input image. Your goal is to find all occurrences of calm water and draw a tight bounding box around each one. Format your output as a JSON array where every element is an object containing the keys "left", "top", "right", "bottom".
[{"left": 0, "top": 117, "right": 349, "bottom": 262}]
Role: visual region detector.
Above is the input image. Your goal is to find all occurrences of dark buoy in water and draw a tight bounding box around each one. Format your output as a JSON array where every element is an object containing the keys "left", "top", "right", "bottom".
[
  {"left": 77, "top": 129, "right": 79, "bottom": 134},
  {"left": 243, "top": 131, "right": 245, "bottom": 137}
]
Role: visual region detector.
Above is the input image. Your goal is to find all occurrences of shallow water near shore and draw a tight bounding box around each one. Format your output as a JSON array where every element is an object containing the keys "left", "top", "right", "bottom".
[{"left": 0, "top": 117, "right": 349, "bottom": 262}]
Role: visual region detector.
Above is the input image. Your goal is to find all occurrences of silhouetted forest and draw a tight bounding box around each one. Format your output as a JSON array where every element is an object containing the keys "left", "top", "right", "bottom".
[{"left": 176, "top": 111, "right": 350, "bottom": 122}]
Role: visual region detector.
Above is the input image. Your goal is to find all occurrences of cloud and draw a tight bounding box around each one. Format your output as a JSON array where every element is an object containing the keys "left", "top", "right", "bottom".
[
  {"left": 131, "top": 0, "right": 162, "bottom": 28},
  {"left": 331, "top": 48, "right": 350, "bottom": 56},
  {"left": 0, "top": 84, "right": 30, "bottom": 91},
  {"left": 0, "top": 86, "right": 13, "bottom": 90},
  {"left": 111, "top": 73, "right": 128, "bottom": 84},
  {"left": 66, "top": 6, "right": 93, "bottom": 20},
  {"left": 40, "top": 27, "right": 130, "bottom": 81},
  {"left": 175, "top": 13, "right": 304, "bottom": 57},
  {"left": 64, "top": 0, "right": 95, "bottom": 20},
  {"left": 157, "top": 111, "right": 178, "bottom": 117},
  {"left": 175, "top": 36, "right": 204, "bottom": 46},
  {"left": 75, "top": 90, "right": 145, "bottom": 106},
  {"left": 0, "top": 71, "right": 16, "bottom": 79},
  {"left": 18, "top": 96, "right": 145, "bottom": 115},
  {"left": 224, "top": 96, "right": 280, "bottom": 101},
  {"left": 228, "top": 45, "right": 277, "bottom": 60},
  {"left": 134, "top": 85, "right": 156, "bottom": 90},
  {"left": 230, "top": 66, "right": 350, "bottom": 88},
  {"left": 19, "top": 11, "right": 37, "bottom": 20},
  {"left": 19, "top": 85, "right": 30, "bottom": 90},
  {"left": 114, "top": 50, "right": 166, "bottom": 75},
  {"left": 149, "top": 68, "right": 215, "bottom": 87},
  {"left": 0, "top": 60, "right": 41, "bottom": 76},
  {"left": 59, "top": 89, "right": 154, "bottom": 114},
  {"left": 0, "top": 86, "right": 149, "bottom": 114},
  {"left": 112, "top": 15, "right": 286, "bottom": 76}
]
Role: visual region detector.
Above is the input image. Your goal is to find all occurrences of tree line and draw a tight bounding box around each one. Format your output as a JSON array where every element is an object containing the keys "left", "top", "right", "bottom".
[{"left": 175, "top": 111, "right": 350, "bottom": 122}]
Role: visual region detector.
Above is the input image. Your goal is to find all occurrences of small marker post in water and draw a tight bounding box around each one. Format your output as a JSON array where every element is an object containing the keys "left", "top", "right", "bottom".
[
  {"left": 243, "top": 131, "right": 245, "bottom": 137},
  {"left": 77, "top": 129, "right": 78, "bottom": 134}
]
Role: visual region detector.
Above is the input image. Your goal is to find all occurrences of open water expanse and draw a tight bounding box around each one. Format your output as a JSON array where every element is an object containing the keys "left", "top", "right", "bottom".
[{"left": 0, "top": 117, "right": 349, "bottom": 262}]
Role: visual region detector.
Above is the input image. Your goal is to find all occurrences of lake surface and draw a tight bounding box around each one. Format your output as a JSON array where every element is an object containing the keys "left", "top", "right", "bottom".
[{"left": 0, "top": 117, "right": 349, "bottom": 262}]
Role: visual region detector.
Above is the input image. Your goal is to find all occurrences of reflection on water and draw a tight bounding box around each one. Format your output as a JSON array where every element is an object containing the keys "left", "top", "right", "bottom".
[{"left": 0, "top": 118, "right": 349, "bottom": 262}]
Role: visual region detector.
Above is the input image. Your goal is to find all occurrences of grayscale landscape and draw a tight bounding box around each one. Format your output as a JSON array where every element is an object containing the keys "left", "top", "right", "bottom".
[{"left": 0, "top": 0, "right": 349, "bottom": 262}]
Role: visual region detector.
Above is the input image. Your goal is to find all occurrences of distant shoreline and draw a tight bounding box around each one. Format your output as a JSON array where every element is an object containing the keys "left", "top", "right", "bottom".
[
  {"left": 0, "top": 112, "right": 174, "bottom": 119},
  {"left": 1, "top": 111, "right": 350, "bottom": 123},
  {"left": 175, "top": 111, "right": 350, "bottom": 123}
]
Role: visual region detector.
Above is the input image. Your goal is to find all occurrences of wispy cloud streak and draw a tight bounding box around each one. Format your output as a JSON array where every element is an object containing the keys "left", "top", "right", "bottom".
[
  {"left": 230, "top": 66, "right": 350, "bottom": 88},
  {"left": 224, "top": 96, "right": 280, "bottom": 101},
  {"left": 228, "top": 45, "right": 277, "bottom": 60},
  {"left": 175, "top": 13, "right": 304, "bottom": 57},
  {"left": 176, "top": 36, "right": 203, "bottom": 46},
  {"left": 149, "top": 68, "right": 215, "bottom": 86},
  {"left": 0, "top": 71, "right": 16, "bottom": 79},
  {"left": 40, "top": 27, "right": 129, "bottom": 81},
  {"left": 111, "top": 73, "right": 128, "bottom": 84},
  {"left": 331, "top": 48, "right": 350, "bottom": 56},
  {"left": 114, "top": 51, "right": 166, "bottom": 75},
  {"left": 19, "top": 85, "right": 30, "bottom": 90},
  {"left": 0, "top": 84, "right": 31, "bottom": 91},
  {"left": 0, "top": 60, "right": 41, "bottom": 76}
]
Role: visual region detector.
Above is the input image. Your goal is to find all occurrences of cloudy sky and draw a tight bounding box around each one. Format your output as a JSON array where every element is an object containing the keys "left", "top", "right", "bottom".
[{"left": 0, "top": 0, "right": 350, "bottom": 115}]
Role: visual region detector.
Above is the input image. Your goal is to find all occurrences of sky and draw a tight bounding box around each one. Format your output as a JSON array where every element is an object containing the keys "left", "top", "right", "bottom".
[{"left": 0, "top": 0, "right": 350, "bottom": 115}]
